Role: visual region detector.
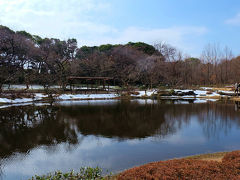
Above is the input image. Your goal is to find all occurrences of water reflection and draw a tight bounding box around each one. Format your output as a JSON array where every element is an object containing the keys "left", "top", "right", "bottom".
[
  {"left": 0, "top": 100, "right": 240, "bottom": 179},
  {"left": 0, "top": 106, "right": 78, "bottom": 160},
  {"left": 235, "top": 101, "right": 240, "bottom": 111},
  {"left": 1, "top": 100, "right": 240, "bottom": 157}
]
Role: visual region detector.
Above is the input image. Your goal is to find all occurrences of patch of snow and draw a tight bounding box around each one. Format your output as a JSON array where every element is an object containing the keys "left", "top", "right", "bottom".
[
  {"left": 218, "top": 90, "right": 234, "bottom": 94},
  {"left": 34, "top": 93, "right": 48, "bottom": 100},
  {"left": 206, "top": 92, "right": 220, "bottom": 97},
  {"left": 194, "top": 90, "right": 220, "bottom": 97},
  {"left": 0, "top": 98, "right": 33, "bottom": 104},
  {"left": 172, "top": 89, "right": 220, "bottom": 97},
  {"left": 0, "top": 102, "right": 50, "bottom": 109},
  {"left": 0, "top": 98, "right": 12, "bottom": 103},
  {"left": 200, "top": 87, "right": 213, "bottom": 90},
  {"left": 132, "top": 90, "right": 157, "bottom": 97},
  {"left": 194, "top": 90, "right": 207, "bottom": 95},
  {"left": 12, "top": 98, "right": 33, "bottom": 103},
  {"left": 0, "top": 93, "right": 119, "bottom": 105},
  {"left": 174, "top": 89, "right": 193, "bottom": 92},
  {"left": 55, "top": 100, "right": 119, "bottom": 106},
  {"left": 57, "top": 93, "right": 119, "bottom": 100}
]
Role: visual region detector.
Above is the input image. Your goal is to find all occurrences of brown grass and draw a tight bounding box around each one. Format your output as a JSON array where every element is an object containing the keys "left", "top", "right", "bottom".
[
  {"left": 232, "top": 97, "right": 240, "bottom": 101},
  {"left": 198, "top": 95, "right": 221, "bottom": 99},
  {"left": 212, "top": 87, "right": 234, "bottom": 91},
  {"left": 117, "top": 151, "right": 240, "bottom": 180},
  {"left": 185, "top": 151, "right": 228, "bottom": 162}
]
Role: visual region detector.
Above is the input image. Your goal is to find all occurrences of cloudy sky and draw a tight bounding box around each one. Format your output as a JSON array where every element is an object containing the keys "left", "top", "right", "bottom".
[{"left": 0, "top": 0, "right": 240, "bottom": 56}]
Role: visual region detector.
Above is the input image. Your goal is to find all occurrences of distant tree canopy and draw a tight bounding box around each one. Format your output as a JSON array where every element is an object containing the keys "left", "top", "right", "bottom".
[
  {"left": 127, "top": 42, "right": 158, "bottom": 55},
  {"left": 0, "top": 25, "right": 238, "bottom": 90},
  {"left": 16, "top": 30, "right": 33, "bottom": 39}
]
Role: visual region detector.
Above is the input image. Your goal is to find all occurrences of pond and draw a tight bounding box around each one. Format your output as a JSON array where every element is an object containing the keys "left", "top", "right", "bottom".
[{"left": 0, "top": 99, "right": 240, "bottom": 180}]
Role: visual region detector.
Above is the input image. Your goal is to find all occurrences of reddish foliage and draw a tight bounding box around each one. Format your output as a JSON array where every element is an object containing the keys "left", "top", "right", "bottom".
[{"left": 118, "top": 151, "right": 240, "bottom": 180}]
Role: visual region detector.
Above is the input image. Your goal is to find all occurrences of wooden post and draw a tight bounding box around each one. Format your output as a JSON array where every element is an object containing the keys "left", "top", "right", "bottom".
[
  {"left": 91, "top": 80, "right": 93, "bottom": 93},
  {"left": 95, "top": 80, "right": 98, "bottom": 94},
  {"left": 103, "top": 79, "right": 105, "bottom": 90},
  {"left": 69, "top": 80, "right": 72, "bottom": 92}
]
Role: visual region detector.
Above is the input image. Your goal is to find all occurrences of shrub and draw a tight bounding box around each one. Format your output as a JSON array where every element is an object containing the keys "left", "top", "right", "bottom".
[
  {"left": 206, "top": 91, "right": 213, "bottom": 95},
  {"left": 169, "top": 89, "right": 175, "bottom": 95},
  {"left": 30, "top": 167, "right": 106, "bottom": 180}
]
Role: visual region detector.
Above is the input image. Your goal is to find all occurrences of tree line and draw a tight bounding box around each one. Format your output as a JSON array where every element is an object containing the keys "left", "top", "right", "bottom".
[{"left": 0, "top": 25, "right": 240, "bottom": 91}]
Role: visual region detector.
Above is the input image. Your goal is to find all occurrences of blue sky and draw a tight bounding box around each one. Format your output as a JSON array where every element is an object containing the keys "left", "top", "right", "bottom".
[{"left": 0, "top": 0, "right": 240, "bottom": 56}]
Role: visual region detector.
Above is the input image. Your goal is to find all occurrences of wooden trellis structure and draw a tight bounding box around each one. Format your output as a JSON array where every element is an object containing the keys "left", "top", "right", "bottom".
[{"left": 67, "top": 76, "right": 113, "bottom": 92}]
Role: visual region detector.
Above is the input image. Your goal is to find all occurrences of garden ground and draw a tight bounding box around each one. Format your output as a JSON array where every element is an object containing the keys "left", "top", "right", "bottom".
[{"left": 117, "top": 150, "right": 240, "bottom": 180}]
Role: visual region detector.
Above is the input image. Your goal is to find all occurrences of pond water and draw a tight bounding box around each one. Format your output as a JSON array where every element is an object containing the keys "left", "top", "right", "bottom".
[{"left": 1, "top": 99, "right": 240, "bottom": 180}]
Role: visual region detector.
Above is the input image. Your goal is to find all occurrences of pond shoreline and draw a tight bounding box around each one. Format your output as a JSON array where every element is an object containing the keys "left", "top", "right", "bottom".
[
  {"left": 0, "top": 87, "right": 238, "bottom": 107},
  {"left": 117, "top": 150, "right": 240, "bottom": 179},
  {"left": 27, "top": 150, "right": 237, "bottom": 180}
]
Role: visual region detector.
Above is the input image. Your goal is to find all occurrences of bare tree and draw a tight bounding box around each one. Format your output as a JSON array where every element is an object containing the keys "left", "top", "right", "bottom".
[{"left": 201, "top": 43, "right": 223, "bottom": 84}]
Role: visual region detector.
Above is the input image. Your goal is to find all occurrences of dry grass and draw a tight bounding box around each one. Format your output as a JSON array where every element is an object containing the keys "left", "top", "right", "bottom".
[
  {"left": 232, "top": 97, "right": 240, "bottom": 101},
  {"left": 198, "top": 95, "right": 221, "bottom": 99},
  {"left": 117, "top": 151, "right": 240, "bottom": 180},
  {"left": 185, "top": 151, "right": 228, "bottom": 162},
  {"left": 212, "top": 87, "right": 234, "bottom": 91}
]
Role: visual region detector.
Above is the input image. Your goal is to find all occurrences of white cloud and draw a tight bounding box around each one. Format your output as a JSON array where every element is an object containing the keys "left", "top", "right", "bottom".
[
  {"left": 0, "top": 0, "right": 112, "bottom": 37},
  {"left": 225, "top": 13, "right": 240, "bottom": 25},
  {"left": 0, "top": 0, "right": 207, "bottom": 55},
  {"left": 3, "top": 136, "right": 114, "bottom": 177}
]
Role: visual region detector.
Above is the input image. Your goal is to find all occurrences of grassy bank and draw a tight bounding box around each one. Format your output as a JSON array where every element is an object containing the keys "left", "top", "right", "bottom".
[
  {"left": 30, "top": 151, "right": 238, "bottom": 180},
  {"left": 118, "top": 150, "right": 240, "bottom": 179},
  {"left": 184, "top": 151, "right": 228, "bottom": 162}
]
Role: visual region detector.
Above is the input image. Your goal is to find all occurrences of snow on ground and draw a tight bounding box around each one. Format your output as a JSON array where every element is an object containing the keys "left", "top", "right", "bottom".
[
  {"left": 57, "top": 93, "right": 118, "bottom": 100},
  {"left": 174, "top": 89, "right": 193, "bottom": 92},
  {"left": 218, "top": 90, "right": 234, "bottom": 94},
  {"left": 131, "top": 90, "right": 157, "bottom": 97},
  {"left": 174, "top": 89, "right": 220, "bottom": 97},
  {"left": 0, "top": 102, "right": 50, "bottom": 109},
  {"left": 0, "top": 97, "right": 33, "bottom": 104},
  {"left": 55, "top": 99, "right": 118, "bottom": 106},
  {"left": 0, "top": 93, "right": 120, "bottom": 105},
  {"left": 200, "top": 87, "right": 213, "bottom": 90},
  {"left": 0, "top": 87, "right": 232, "bottom": 107},
  {"left": 200, "top": 87, "right": 234, "bottom": 94},
  {"left": 0, "top": 93, "right": 49, "bottom": 104},
  {"left": 34, "top": 93, "right": 48, "bottom": 100}
]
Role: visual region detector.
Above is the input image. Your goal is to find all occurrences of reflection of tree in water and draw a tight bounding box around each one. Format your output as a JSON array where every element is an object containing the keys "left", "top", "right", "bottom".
[
  {"left": 0, "top": 100, "right": 240, "bottom": 174},
  {"left": 162, "top": 101, "right": 240, "bottom": 139},
  {"left": 58, "top": 101, "right": 177, "bottom": 139},
  {"left": 58, "top": 100, "right": 240, "bottom": 141},
  {"left": 0, "top": 105, "right": 79, "bottom": 160},
  {"left": 195, "top": 102, "right": 240, "bottom": 139}
]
